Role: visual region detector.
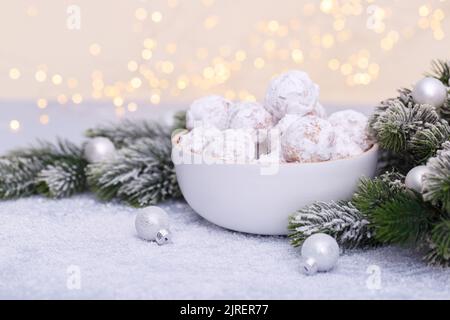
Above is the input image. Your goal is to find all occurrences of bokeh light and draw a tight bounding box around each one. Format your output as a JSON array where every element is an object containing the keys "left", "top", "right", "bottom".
[{"left": 0, "top": 0, "right": 449, "bottom": 123}]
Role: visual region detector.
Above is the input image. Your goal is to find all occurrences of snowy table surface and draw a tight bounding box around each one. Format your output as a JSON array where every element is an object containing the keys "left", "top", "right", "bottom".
[
  {"left": 1, "top": 101, "right": 450, "bottom": 299},
  {"left": 1, "top": 196, "right": 450, "bottom": 300}
]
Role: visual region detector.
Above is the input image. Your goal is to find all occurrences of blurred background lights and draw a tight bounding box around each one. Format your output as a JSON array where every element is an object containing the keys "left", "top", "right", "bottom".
[
  {"left": 9, "top": 120, "right": 20, "bottom": 132},
  {"left": 89, "top": 43, "right": 102, "bottom": 56},
  {"left": 37, "top": 98, "right": 48, "bottom": 109},
  {"left": 9, "top": 68, "right": 21, "bottom": 80},
  {"left": 0, "top": 0, "right": 449, "bottom": 130},
  {"left": 151, "top": 11, "right": 163, "bottom": 23}
]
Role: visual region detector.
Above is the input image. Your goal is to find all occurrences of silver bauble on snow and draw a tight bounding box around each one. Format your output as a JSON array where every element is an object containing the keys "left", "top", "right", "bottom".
[
  {"left": 405, "top": 165, "right": 429, "bottom": 193},
  {"left": 299, "top": 256, "right": 318, "bottom": 275},
  {"left": 412, "top": 77, "right": 447, "bottom": 108},
  {"left": 135, "top": 206, "right": 171, "bottom": 245},
  {"left": 300, "top": 233, "right": 339, "bottom": 275},
  {"left": 84, "top": 137, "right": 116, "bottom": 163}
]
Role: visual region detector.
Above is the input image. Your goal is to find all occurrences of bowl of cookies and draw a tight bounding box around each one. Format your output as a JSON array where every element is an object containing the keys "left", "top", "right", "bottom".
[{"left": 172, "top": 70, "right": 378, "bottom": 235}]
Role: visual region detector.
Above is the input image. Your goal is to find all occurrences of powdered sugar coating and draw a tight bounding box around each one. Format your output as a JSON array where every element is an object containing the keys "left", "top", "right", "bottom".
[
  {"left": 332, "top": 131, "right": 364, "bottom": 160},
  {"left": 177, "top": 126, "right": 223, "bottom": 156},
  {"left": 228, "top": 101, "right": 273, "bottom": 130},
  {"left": 186, "top": 95, "right": 233, "bottom": 130},
  {"left": 177, "top": 127, "right": 256, "bottom": 164},
  {"left": 312, "top": 103, "right": 327, "bottom": 118},
  {"left": 328, "top": 110, "right": 370, "bottom": 150},
  {"left": 264, "top": 70, "right": 320, "bottom": 121},
  {"left": 275, "top": 114, "right": 304, "bottom": 135},
  {"left": 221, "top": 129, "right": 257, "bottom": 163},
  {"left": 281, "top": 116, "right": 335, "bottom": 162}
]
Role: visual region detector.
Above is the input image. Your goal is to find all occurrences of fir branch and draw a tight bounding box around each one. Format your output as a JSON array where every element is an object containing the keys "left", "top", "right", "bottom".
[
  {"left": 426, "top": 60, "right": 450, "bottom": 121},
  {"left": 173, "top": 110, "right": 187, "bottom": 130},
  {"left": 427, "top": 59, "right": 450, "bottom": 85},
  {"left": 371, "top": 191, "right": 433, "bottom": 244},
  {"left": 288, "top": 201, "right": 378, "bottom": 249},
  {"left": 85, "top": 120, "right": 171, "bottom": 148},
  {"left": 371, "top": 101, "right": 440, "bottom": 153},
  {"left": 409, "top": 120, "right": 450, "bottom": 164},
  {"left": 352, "top": 171, "right": 405, "bottom": 216},
  {"left": 376, "top": 149, "right": 414, "bottom": 175},
  {"left": 0, "top": 157, "right": 43, "bottom": 198},
  {"left": 423, "top": 142, "right": 450, "bottom": 213},
  {"left": 0, "top": 140, "right": 87, "bottom": 199},
  {"left": 36, "top": 160, "right": 87, "bottom": 198},
  {"left": 369, "top": 89, "right": 414, "bottom": 134},
  {"left": 86, "top": 136, "right": 181, "bottom": 207},
  {"left": 424, "top": 220, "right": 450, "bottom": 267}
]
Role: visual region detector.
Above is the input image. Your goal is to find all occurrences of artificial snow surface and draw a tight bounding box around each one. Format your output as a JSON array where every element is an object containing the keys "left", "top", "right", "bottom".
[
  {"left": 1, "top": 102, "right": 450, "bottom": 299},
  {"left": 1, "top": 196, "right": 450, "bottom": 300}
]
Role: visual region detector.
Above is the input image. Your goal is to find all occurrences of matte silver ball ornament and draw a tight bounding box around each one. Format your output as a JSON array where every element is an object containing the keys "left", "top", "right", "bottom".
[
  {"left": 84, "top": 137, "right": 116, "bottom": 163},
  {"left": 405, "top": 165, "right": 429, "bottom": 193},
  {"left": 300, "top": 233, "right": 339, "bottom": 275},
  {"left": 412, "top": 77, "right": 448, "bottom": 108},
  {"left": 135, "top": 206, "right": 171, "bottom": 245},
  {"left": 299, "top": 256, "right": 318, "bottom": 275}
]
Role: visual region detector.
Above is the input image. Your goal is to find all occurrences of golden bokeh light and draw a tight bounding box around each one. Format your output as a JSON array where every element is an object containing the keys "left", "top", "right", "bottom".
[
  {"left": 9, "top": 120, "right": 20, "bottom": 132},
  {"left": 1, "top": 0, "right": 449, "bottom": 112},
  {"left": 89, "top": 43, "right": 102, "bottom": 56},
  {"left": 37, "top": 98, "right": 48, "bottom": 109},
  {"left": 9, "top": 68, "right": 21, "bottom": 80},
  {"left": 39, "top": 114, "right": 50, "bottom": 125}
]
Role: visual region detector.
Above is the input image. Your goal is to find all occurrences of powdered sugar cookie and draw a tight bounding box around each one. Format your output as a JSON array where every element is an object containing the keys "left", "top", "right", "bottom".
[
  {"left": 186, "top": 95, "right": 232, "bottom": 130},
  {"left": 281, "top": 116, "right": 335, "bottom": 162},
  {"left": 265, "top": 70, "right": 320, "bottom": 121}
]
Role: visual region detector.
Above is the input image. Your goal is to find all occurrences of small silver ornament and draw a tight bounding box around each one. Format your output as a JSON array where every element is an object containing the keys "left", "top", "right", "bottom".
[
  {"left": 300, "top": 256, "right": 318, "bottom": 275},
  {"left": 84, "top": 137, "right": 116, "bottom": 163},
  {"left": 412, "top": 77, "right": 448, "bottom": 108},
  {"left": 405, "top": 165, "right": 429, "bottom": 193},
  {"left": 135, "top": 206, "right": 171, "bottom": 245},
  {"left": 300, "top": 233, "right": 339, "bottom": 274}
]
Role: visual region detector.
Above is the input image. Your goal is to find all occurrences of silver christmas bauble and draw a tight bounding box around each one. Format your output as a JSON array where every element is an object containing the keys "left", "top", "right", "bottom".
[
  {"left": 135, "top": 206, "right": 171, "bottom": 245},
  {"left": 412, "top": 77, "right": 448, "bottom": 108},
  {"left": 84, "top": 137, "right": 116, "bottom": 163},
  {"left": 301, "top": 233, "right": 339, "bottom": 273},
  {"left": 300, "top": 256, "right": 318, "bottom": 275},
  {"left": 405, "top": 165, "right": 429, "bottom": 193}
]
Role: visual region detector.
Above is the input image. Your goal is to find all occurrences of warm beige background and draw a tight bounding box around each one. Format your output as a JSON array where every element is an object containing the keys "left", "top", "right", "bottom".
[{"left": 1, "top": 0, "right": 449, "bottom": 110}]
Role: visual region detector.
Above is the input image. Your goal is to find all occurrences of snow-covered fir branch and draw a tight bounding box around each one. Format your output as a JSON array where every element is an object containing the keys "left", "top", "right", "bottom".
[
  {"left": 86, "top": 136, "right": 181, "bottom": 207},
  {"left": 289, "top": 201, "right": 378, "bottom": 249},
  {"left": 85, "top": 119, "right": 171, "bottom": 148},
  {"left": 0, "top": 140, "right": 87, "bottom": 199},
  {"left": 423, "top": 141, "right": 450, "bottom": 213}
]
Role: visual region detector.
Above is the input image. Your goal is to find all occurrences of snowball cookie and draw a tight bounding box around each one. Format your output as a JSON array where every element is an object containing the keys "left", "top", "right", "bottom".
[
  {"left": 177, "top": 126, "right": 223, "bottom": 156},
  {"left": 328, "top": 110, "right": 371, "bottom": 150},
  {"left": 281, "top": 116, "right": 335, "bottom": 163},
  {"left": 186, "top": 95, "right": 233, "bottom": 130},
  {"left": 275, "top": 114, "right": 303, "bottom": 136},
  {"left": 312, "top": 102, "right": 327, "bottom": 118},
  {"left": 265, "top": 70, "right": 320, "bottom": 121},
  {"left": 221, "top": 129, "right": 257, "bottom": 164},
  {"left": 332, "top": 131, "right": 364, "bottom": 160},
  {"left": 257, "top": 149, "right": 284, "bottom": 164},
  {"left": 228, "top": 101, "right": 273, "bottom": 130}
]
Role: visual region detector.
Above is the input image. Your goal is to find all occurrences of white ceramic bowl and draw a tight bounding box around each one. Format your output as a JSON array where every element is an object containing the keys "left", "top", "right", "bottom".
[{"left": 173, "top": 143, "right": 378, "bottom": 235}]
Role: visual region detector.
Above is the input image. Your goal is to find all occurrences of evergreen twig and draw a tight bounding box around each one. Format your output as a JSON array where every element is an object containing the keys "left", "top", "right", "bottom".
[
  {"left": 86, "top": 136, "right": 181, "bottom": 207},
  {"left": 0, "top": 140, "right": 87, "bottom": 199},
  {"left": 86, "top": 119, "right": 171, "bottom": 148},
  {"left": 288, "top": 201, "right": 378, "bottom": 249},
  {"left": 423, "top": 142, "right": 450, "bottom": 213}
]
